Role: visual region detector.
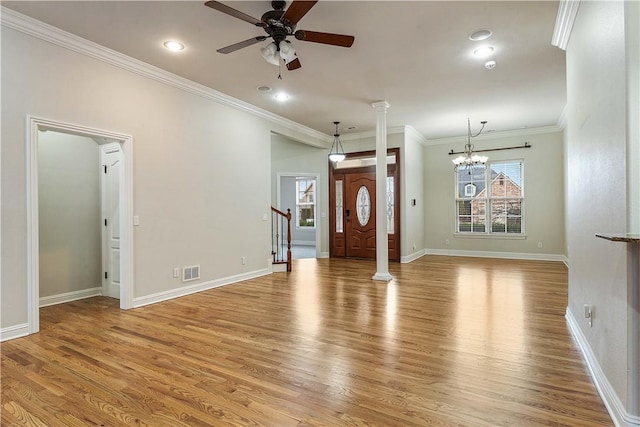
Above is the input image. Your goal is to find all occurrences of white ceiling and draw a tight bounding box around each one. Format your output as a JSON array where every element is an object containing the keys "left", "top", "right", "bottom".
[{"left": 3, "top": 1, "right": 566, "bottom": 139}]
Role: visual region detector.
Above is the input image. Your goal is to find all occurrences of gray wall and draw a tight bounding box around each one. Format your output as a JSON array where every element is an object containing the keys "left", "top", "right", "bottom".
[
  {"left": 38, "top": 131, "right": 101, "bottom": 298},
  {"left": 1, "top": 25, "right": 326, "bottom": 331},
  {"left": 424, "top": 131, "right": 565, "bottom": 258},
  {"left": 565, "top": 0, "right": 636, "bottom": 416}
]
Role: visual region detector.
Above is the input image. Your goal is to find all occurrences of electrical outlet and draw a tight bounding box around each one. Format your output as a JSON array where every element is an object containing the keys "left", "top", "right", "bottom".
[
  {"left": 173, "top": 267, "right": 180, "bottom": 278},
  {"left": 241, "top": 256, "right": 246, "bottom": 265},
  {"left": 537, "top": 241, "right": 543, "bottom": 248}
]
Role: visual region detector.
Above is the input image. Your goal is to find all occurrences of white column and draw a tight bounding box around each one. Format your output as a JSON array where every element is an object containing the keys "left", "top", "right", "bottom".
[{"left": 372, "top": 101, "right": 392, "bottom": 282}]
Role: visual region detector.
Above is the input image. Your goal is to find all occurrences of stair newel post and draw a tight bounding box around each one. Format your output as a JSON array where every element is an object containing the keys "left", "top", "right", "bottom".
[{"left": 286, "top": 208, "right": 292, "bottom": 272}]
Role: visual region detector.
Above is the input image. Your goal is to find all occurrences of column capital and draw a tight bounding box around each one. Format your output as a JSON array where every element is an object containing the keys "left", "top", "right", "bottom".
[{"left": 371, "top": 101, "right": 390, "bottom": 111}]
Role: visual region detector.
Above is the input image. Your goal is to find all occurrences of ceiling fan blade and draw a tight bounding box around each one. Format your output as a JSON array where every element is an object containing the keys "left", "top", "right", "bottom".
[
  {"left": 204, "top": 1, "right": 263, "bottom": 26},
  {"left": 286, "top": 57, "right": 302, "bottom": 71},
  {"left": 217, "top": 36, "right": 267, "bottom": 54},
  {"left": 281, "top": 0, "right": 318, "bottom": 25},
  {"left": 294, "top": 30, "right": 354, "bottom": 47}
]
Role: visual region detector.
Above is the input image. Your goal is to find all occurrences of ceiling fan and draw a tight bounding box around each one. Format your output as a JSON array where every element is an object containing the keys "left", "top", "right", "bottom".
[{"left": 204, "top": 0, "right": 355, "bottom": 71}]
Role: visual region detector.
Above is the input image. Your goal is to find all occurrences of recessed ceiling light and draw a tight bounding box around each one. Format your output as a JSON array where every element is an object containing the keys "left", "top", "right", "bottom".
[
  {"left": 473, "top": 46, "right": 494, "bottom": 58},
  {"left": 485, "top": 60, "right": 497, "bottom": 69},
  {"left": 257, "top": 86, "right": 272, "bottom": 92},
  {"left": 274, "top": 92, "right": 289, "bottom": 102},
  {"left": 469, "top": 29, "right": 493, "bottom": 41},
  {"left": 163, "top": 40, "right": 184, "bottom": 52}
]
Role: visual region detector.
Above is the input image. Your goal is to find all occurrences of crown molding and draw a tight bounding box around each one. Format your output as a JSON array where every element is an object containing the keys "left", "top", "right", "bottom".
[
  {"left": 552, "top": 0, "right": 581, "bottom": 50},
  {"left": 341, "top": 125, "right": 408, "bottom": 141},
  {"left": 0, "top": 7, "right": 329, "bottom": 143},
  {"left": 405, "top": 125, "right": 428, "bottom": 145},
  {"left": 425, "top": 125, "right": 563, "bottom": 146}
]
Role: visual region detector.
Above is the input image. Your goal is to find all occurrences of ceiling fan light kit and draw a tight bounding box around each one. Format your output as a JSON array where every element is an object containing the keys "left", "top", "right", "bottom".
[{"left": 205, "top": 0, "right": 355, "bottom": 70}]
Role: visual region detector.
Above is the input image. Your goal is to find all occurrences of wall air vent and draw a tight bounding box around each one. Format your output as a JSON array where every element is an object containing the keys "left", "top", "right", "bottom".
[{"left": 182, "top": 265, "right": 200, "bottom": 282}]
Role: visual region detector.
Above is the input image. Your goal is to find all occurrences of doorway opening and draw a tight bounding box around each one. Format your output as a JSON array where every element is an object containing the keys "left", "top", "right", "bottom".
[
  {"left": 329, "top": 148, "right": 400, "bottom": 261},
  {"left": 26, "top": 117, "right": 133, "bottom": 335},
  {"left": 277, "top": 173, "right": 321, "bottom": 259}
]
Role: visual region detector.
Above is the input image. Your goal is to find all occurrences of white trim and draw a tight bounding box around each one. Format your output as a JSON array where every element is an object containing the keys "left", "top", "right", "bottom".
[
  {"left": 318, "top": 252, "right": 329, "bottom": 259},
  {"left": 426, "top": 125, "right": 562, "bottom": 147},
  {"left": 291, "top": 240, "right": 316, "bottom": 246},
  {"left": 401, "top": 249, "right": 426, "bottom": 264},
  {"left": 405, "top": 125, "right": 428, "bottom": 146},
  {"left": 1, "top": 7, "right": 328, "bottom": 145},
  {"left": 566, "top": 308, "right": 639, "bottom": 427},
  {"left": 0, "top": 323, "right": 30, "bottom": 342},
  {"left": 27, "top": 117, "right": 134, "bottom": 337},
  {"left": 454, "top": 233, "right": 527, "bottom": 240},
  {"left": 425, "top": 248, "right": 566, "bottom": 263},
  {"left": 372, "top": 272, "right": 393, "bottom": 282},
  {"left": 340, "top": 125, "right": 407, "bottom": 141},
  {"left": 552, "top": 0, "right": 581, "bottom": 51},
  {"left": 562, "top": 255, "right": 569, "bottom": 267},
  {"left": 557, "top": 104, "right": 568, "bottom": 130},
  {"left": 133, "top": 268, "right": 270, "bottom": 308},
  {"left": 39, "top": 287, "right": 102, "bottom": 308}
]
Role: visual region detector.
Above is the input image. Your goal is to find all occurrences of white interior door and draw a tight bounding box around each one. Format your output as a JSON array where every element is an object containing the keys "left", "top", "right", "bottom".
[{"left": 101, "top": 144, "right": 121, "bottom": 299}]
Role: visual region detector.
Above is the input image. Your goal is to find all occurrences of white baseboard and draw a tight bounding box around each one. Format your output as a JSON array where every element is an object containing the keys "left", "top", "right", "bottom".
[
  {"left": 425, "top": 248, "right": 566, "bottom": 263},
  {"left": 133, "top": 268, "right": 270, "bottom": 308},
  {"left": 272, "top": 263, "right": 287, "bottom": 273},
  {"left": 0, "top": 323, "right": 30, "bottom": 342},
  {"left": 562, "top": 255, "right": 569, "bottom": 267},
  {"left": 318, "top": 252, "right": 329, "bottom": 259},
  {"left": 401, "top": 249, "right": 426, "bottom": 264},
  {"left": 566, "top": 308, "right": 640, "bottom": 427},
  {"left": 291, "top": 240, "right": 316, "bottom": 246},
  {"left": 39, "top": 286, "right": 102, "bottom": 308}
]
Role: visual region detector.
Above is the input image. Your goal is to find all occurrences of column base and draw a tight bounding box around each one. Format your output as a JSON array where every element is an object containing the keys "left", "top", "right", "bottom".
[{"left": 372, "top": 272, "right": 393, "bottom": 282}]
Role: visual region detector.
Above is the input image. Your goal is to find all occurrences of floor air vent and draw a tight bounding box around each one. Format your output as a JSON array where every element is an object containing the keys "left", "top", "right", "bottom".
[{"left": 182, "top": 265, "right": 200, "bottom": 282}]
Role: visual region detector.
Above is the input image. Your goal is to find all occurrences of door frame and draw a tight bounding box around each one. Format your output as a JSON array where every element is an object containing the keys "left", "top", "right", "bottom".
[
  {"left": 276, "top": 172, "right": 321, "bottom": 258},
  {"left": 329, "top": 148, "right": 400, "bottom": 261},
  {"left": 26, "top": 116, "right": 134, "bottom": 335}
]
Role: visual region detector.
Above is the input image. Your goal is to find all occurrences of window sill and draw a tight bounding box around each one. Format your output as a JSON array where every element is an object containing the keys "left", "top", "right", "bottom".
[{"left": 454, "top": 233, "right": 526, "bottom": 240}]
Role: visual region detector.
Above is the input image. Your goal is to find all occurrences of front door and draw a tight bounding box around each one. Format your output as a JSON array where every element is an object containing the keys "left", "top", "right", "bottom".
[
  {"left": 329, "top": 148, "right": 400, "bottom": 261},
  {"left": 345, "top": 172, "right": 376, "bottom": 258}
]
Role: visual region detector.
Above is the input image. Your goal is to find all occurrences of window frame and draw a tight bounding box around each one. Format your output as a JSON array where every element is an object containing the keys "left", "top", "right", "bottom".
[
  {"left": 295, "top": 178, "right": 316, "bottom": 229},
  {"left": 454, "top": 159, "right": 525, "bottom": 237}
]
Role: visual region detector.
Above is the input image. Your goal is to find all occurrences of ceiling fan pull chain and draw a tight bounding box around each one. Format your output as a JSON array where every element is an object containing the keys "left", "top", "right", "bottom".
[{"left": 278, "top": 62, "right": 282, "bottom": 80}]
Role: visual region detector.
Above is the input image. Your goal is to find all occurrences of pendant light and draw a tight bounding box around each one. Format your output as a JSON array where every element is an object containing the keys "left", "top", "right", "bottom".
[{"left": 328, "top": 121, "right": 346, "bottom": 163}]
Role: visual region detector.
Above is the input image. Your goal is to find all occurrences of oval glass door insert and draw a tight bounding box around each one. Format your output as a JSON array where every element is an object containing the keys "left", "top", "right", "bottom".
[{"left": 356, "top": 186, "right": 371, "bottom": 226}]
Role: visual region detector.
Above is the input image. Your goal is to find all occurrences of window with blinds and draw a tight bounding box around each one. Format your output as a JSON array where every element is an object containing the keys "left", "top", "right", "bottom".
[{"left": 455, "top": 160, "right": 523, "bottom": 234}]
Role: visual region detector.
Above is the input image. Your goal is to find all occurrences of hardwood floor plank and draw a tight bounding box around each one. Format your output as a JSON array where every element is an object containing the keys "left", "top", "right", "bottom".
[{"left": 1, "top": 256, "right": 612, "bottom": 426}]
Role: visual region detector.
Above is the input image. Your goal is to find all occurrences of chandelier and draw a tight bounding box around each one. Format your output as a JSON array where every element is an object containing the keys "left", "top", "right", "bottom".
[
  {"left": 452, "top": 118, "right": 488, "bottom": 173},
  {"left": 328, "top": 121, "right": 346, "bottom": 163}
]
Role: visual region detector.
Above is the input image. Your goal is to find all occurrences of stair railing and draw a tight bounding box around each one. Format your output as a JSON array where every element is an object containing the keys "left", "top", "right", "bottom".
[{"left": 271, "top": 207, "right": 292, "bottom": 272}]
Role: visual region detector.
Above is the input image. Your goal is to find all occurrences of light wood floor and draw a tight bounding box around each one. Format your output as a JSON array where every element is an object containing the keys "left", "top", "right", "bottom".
[{"left": 2, "top": 256, "right": 612, "bottom": 426}]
